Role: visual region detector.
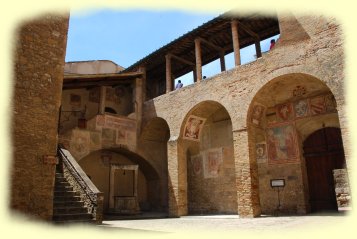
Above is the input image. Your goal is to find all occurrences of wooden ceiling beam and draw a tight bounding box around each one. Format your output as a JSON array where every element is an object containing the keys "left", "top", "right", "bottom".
[
  {"left": 197, "top": 37, "right": 224, "bottom": 52},
  {"left": 238, "top": 21, "right": 260, "bottom": 39},
  {"left": 168, "top": 53, "right": 195, "bottom": 66}
]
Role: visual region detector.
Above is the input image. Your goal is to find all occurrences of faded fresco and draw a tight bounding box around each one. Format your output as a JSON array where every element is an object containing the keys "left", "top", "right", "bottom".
[
  {"left": 325, "top": 94, "right": 337, "bottom": 113},
  {"left": 90, "top": 131, "right": 101, "bottom": 150},
  {"left": 266, "top": 124, "right": 299, "bottom": 164},
  {"left": 70, "top": 94, "right": 81, "bottom": 108},
  {"left": 89, "top": 87, "right": 100, "bottom": 103},
  {"left": 190, "top": 154, "right": 203, "bottom": 176},
  {"left": 251, "top": 102, "right": 266, "bottom": 126},
  {"left": 276, "top": 102, "right": 294, "bottom": 122},
  {"left": 294, "top": 99, "right": 309, "bottom": 118},
  {"left": 183, "top": 115, "right": 206, "bottom": 142},
  {"left": 70, "top": 129, "right": 90, "bottom": 159},
  {"left": 203, "top": 148, "right": 223, "bottom": 178},
  {"left": 309, "top": 95, "right": 326, "bottom": 115},
  {"left": 256, "top": 143, "right": 267, "bottom": 163},
  {"left": 102, "top": 128, "right": 116, "bottom": 144}
]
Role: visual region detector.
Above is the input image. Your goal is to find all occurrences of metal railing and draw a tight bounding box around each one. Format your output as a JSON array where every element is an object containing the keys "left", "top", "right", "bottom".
[{"left": 57, "top": 145, "right": 104, "bottom": 224}]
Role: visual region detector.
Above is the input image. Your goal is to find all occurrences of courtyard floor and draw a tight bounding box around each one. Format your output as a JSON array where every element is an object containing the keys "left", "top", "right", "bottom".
[{"left": 95, "top": 211, "right": 354, "bottom": 237}]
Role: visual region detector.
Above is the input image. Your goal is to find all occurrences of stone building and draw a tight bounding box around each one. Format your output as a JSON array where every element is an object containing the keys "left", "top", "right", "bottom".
[{"left": 11, "top": 11, "right": 351, "bottom": 222}]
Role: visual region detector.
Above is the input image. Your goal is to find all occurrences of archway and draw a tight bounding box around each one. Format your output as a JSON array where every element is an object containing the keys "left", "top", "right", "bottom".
[
  {"left": 247, "top": 73, "right": 344, "bottom": 215},
  {"left": 180, "top": 101, "right": 236, "bottom": 215},
  {"left": 78, "top": 148, "right": 161, "bottom": 214},
  {"left": 140, "top": 117, "right": 170, "bottom": 212},
  {"left": 303, "top": 127, "right": 346, "bottom": 212}
]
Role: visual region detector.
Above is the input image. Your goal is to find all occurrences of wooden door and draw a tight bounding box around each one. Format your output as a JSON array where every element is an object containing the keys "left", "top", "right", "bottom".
[{"left": 303, "top": 127, "right": 346, "bottom": 212}]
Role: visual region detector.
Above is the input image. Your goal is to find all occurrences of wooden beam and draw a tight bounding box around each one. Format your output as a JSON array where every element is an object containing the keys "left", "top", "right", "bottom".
[
  {"left": 197, "top": 37, "right": 223, "bottom": 52},
  {"left": 170, "top": 53, "right": 195, "bottom": 66},
  {"left": 238, "top": 21, "right": 259, "bottom": 39},
  {"left": 165, "top": 54, "right": 172, "bottom": 93},
  {"left": 63, "top": 71, "right": 143, "bottom": 81},
  {"left": 63, "top": 79, "right": 133, "bottom": 89},
  {"left": 220, "top": 51, "right": 226, "bottom": 72},
  {"left": 231, "top": 20, "right": 241, "bottom": 66},
  {"left": 194, "top": 38, "right": 202, "bottom": 82}
]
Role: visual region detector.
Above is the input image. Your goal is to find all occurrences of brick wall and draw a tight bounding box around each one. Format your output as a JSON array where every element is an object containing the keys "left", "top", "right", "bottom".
[
  {"left": 142, "top": 14, "right": 347, "bottom": 217},
  {"left": 11, "top": 14, "right": 69, "bottom": 220}
]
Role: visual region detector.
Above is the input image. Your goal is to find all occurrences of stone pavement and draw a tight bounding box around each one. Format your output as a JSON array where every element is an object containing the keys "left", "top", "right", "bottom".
[{"left": 98, "top": 211, "right": 354, "bottom": 236}]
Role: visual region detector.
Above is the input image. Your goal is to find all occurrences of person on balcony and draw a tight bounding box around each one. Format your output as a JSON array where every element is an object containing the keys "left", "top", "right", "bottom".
[{"left": 175, "top": 80, "right": 183, "bottom": 89}]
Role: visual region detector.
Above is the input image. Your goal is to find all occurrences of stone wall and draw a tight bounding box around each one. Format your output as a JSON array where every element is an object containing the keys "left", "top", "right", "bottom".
[
  {"left": 142, "top": 14, "right": 347, "bottom": 217},
  {"left": 333, "top": 169, "right": 351, "bottom": 209},
  {"left": 11, "top": 14, "right": 69, "bottom": 220}
]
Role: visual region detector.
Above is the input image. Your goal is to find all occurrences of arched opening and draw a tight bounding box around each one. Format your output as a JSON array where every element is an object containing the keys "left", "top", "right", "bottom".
[
  {"left": 140, "top": 117, "right": 170, "bottom": 213},
  {"left": 180, "top": 101, "right": 236, "bottom": 215},
  {"left": 247, "top": 73, "right": 344, "bottom": 215},
  {"left": 303, "top": 127, "right": 346, "bottom": 212},
  {"left": 105, "top": 107, "right": 117, "bottom": 114},
  {"left": 78, "top": 148, "right": 161, "bottom": 214}
]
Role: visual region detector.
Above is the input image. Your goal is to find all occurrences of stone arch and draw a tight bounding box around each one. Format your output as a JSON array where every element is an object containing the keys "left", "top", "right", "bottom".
[
  {"left": 78, "top": 147, "right": 162, "bottom": 213},
  {"left": 139, "top": 117, "right": 170, "bottom": 212},
  {"left": 174, "top": 100, "right": 237, "bottom": 215},
  {"left": 247, "top": 72, "right": 343, "bottom": 215}
]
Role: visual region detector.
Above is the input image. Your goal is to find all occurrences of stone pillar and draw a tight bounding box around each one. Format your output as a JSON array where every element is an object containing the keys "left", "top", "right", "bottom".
[
  {"left": 233, "top": 129, "right": 261, "bottom": 217},
  {"left": 165, "top": 54, "right": 172, "bottom": 93},
  {"left": 11, "top": 14, "right": 69, "bottom": 220},
  {"left": 99, "top": 86, "right": 106, "bottom": 114},
  {"left": 231, "top": 20, "right": 241, "bottom": 66},
  {"left": 194, "top": 38, "right": 202, "bottom": 82},
  {"left": 135, "top": 77, "right": 143, "bottom": 137},
  {"left": 220, "top": 51, "right": 226, "bottom": 72},
  {"left": 167, "top": 138, "right": 187, "bottom": 217}
]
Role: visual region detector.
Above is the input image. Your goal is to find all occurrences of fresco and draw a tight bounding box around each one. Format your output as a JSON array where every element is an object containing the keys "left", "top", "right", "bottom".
[
  {"left": 203, "top": 148, "right": 223, "bottom": 178},
  {"left": 190, "top": 154, "right": 203, "bottom": 176},
  {"left": 88, "top": 87, "right": 100, "bottom": 103},
  {"left": 294, "top": 99, "right": 309, "bottom": 118},
  {"left": 309, "top": 95, "right": 326, "bottom": 115},
  {"left": 325, "top": 94, "right": 337, "bottom": 113},
  {"left": 266, "top": 124, "right": 299, "bottom": 164},
  {"left": 183, "top": 115, "right": 206, "bottom": 142},
  {"left": 251, "top": 102, "right": 266, "bottom": 126},
  {"left": 90, "top": 131, "right": 101, "bottom": 150},
  {"left": 256, "top": 143, "right": 267, "bottom": 163},
  {"left": 70, "top": 129, "right": 90, "bottom": 160},
  {"left": 276, "top": 102, "right": 294, "bottom": 122},
  {"left": 70, "top": 94, "right": 81, "bottom": 108}
]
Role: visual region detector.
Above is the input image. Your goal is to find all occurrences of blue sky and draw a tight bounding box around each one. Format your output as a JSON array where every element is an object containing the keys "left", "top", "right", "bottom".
[{"left": 66, "top": 9, "right": 278, "bottom": 86}]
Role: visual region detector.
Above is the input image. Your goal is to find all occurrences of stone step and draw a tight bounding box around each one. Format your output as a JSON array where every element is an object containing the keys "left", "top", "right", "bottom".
[
  {"left": 55, "top": 181, "right": 71, "bottom": 188},
  {"left": 54, "top": 200, "right": 85, "bottom": 207},
  {"left": 54, "top": 195, "right": 82, "bottom": 202},
  {"left": 54, "top": 190, "right": 78, "bottom": 197},
  {"left": 53, "top": 213, "right": 92, "bottom": 221},
  {"left": 53, "top": 206, "right": 89, "bottom": 214}
]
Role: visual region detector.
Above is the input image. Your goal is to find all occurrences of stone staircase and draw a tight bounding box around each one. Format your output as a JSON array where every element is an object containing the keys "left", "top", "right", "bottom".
[{"left": 52, "top": 171, "right": 94, "bottom": 224}]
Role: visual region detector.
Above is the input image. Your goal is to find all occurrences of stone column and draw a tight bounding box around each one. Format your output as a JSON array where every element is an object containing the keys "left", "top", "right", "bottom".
[
  {"left": 99, "top": 86, "right": 106, "bottom": 114},
  {"left": 135, "top": 77, "right": 143, "bottom": 138},
  {"left": 109, "top": 165, "right": 115, "bottom": 209},
  {"left": 194, "top": 38, "right": 202, "bottom": 82},
  {"left": 233, "top": 129, "right": 261, "bottom": 217},
  {"left": 165, "top": 54, "right": 172, "bottom": 93},
  {"left": 220, "top": 51, "right": 226, "bottom": 72},
  {"left": 167, "top": 138, "right": 187, "bottom": 217},
  {"left": 231, "top": 20, "right": 241, "bottom": 66}
]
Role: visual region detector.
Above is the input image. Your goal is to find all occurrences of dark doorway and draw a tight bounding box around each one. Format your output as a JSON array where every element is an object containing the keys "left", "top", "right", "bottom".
[{"left": 303, "top": 127, "right": 346, "bottom": 212}]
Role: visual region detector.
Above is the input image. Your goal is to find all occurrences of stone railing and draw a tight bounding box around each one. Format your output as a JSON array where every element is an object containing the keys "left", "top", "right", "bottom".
[{"left": 57, "top": 146, "right": 104, "bottom": 223}]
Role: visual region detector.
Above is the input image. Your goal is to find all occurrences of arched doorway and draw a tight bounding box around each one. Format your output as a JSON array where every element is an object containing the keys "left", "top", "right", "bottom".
[
  {"left": 303, "top": 127, "right": 346, "bottom": 212},
  {"left": 247, "top": 73, "right": 346, "bottom": 215},
  {"left": 78, "top": 148, "right": 161, "bottom": 214}
]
